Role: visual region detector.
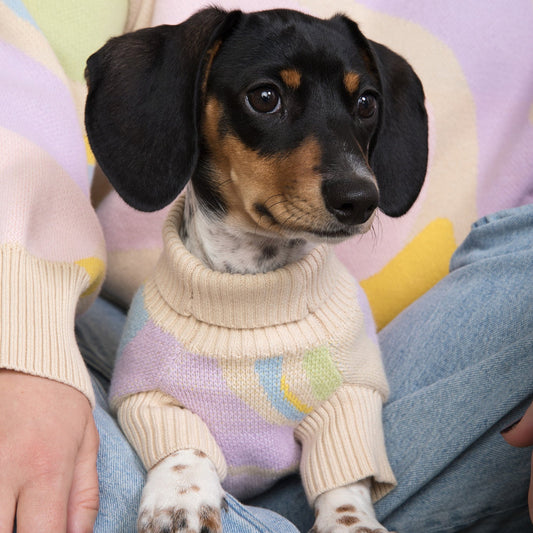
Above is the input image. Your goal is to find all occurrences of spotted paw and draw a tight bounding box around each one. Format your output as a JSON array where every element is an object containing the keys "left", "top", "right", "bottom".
[
  {"left": 310, "top": 481, "right": 393, "bottom": 533},
  {"left": 138, "top": 449, "right": 225, "bottom": 533}
]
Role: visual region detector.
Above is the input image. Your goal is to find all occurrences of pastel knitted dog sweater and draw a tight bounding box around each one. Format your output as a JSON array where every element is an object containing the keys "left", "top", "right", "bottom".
[{"left": 110, "top": 195, "right": 396, "bottom": 503}]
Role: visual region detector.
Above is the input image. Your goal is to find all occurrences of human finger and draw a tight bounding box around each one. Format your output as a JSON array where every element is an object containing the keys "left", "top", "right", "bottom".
[
  {"left": 501, "top": 402, "right": 533, "bottom": 448},
  {"left": 0, "top": 488, "right": 16, "bottom": 533},
  {"left": 16, "top": 477, "right": 70, "bottom": 533},
  {"left": 67, "top": 417, "right": 100, "bottom": 533}
]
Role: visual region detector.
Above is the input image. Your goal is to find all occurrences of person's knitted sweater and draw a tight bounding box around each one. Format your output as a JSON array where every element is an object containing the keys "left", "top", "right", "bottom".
[
  {"left": 0, "top": 0, "right": 152, "bottom": 406},
  {"left": 109, "top": 195, "right": 396, "bottom": 503}
]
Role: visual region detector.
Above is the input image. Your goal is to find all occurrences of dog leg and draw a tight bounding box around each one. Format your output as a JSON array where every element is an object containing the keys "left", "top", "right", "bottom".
[
  {"left": 311, "top": 479, "right": 395, "bottom": 533},
  {"left": 138, "top": 449, "right": 225, "bottom": 533}
]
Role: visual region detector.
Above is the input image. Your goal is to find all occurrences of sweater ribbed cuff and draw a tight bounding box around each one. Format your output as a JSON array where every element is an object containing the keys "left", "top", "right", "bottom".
[
  {"left": 295, "top": 384, "right": 396, "bottom": 504},
  {"left": 0, "top": 244, "right": 95, "bottom": 406},
  {"left": 116, "top": 390, "right": 228, "bottom": 479}
]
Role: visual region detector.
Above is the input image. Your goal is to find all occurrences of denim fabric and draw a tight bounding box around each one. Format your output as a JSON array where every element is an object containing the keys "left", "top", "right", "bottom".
[
  {"left": 247, "top": 204, "right": 533, "bottom": 533},
  {"left": 376, "top": 204, "right": 533, "bottom": 532},
  {"left": 77, "top": 204, "right": 533, "bottom": 533},
  {"left": 91, "top": 377, "right": 145, "bottom": 533},
  {"left": 223, "top": 496, "right": 299, "bottom": 533}
]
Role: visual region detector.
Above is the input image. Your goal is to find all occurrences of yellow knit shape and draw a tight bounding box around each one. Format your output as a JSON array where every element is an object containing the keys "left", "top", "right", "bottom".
[
  {"left": 280, "top": 375, "right": 313, "bottom": 415},
  {"left": 361, "top": 218, "right": 456, "bottom": 330},
  {"left": 75, "top": 256, "right": 105, "bottom": 297}
]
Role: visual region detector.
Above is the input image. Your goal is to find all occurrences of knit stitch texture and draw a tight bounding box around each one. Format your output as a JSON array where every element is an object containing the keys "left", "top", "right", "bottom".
[{"left": 110, "top": 195, "right": 396, "bottom": 503}]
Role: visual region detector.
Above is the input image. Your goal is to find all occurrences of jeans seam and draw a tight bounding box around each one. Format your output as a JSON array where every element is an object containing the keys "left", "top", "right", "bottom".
[
  {"left": 225, "top": 496, "right": 285, "bottom": 533},
  {"left": 424, "top": 502, "right": 530, "bottom": 533}
]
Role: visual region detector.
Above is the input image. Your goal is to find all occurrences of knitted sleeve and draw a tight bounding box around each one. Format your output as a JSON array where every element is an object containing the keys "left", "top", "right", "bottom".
[
  {"left": 0, "top": 1, "right": 146, "bottom": 404},
  {"left": 295, "top": 385, "right": 396, "bottom": 504},
  {"left": 116, "top": 390, "right": 228, "bottom": 479},
  {"left": 294, "top": 282, "right": 396, "bottom": 504}
]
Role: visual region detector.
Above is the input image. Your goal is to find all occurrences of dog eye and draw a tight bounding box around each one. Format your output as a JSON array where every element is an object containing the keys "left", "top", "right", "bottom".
[
  {"left": 357, "top": 93, "right": 378, "bottom": 119},
  {"left": 246, "top": 86, "right": 281, "bottom": 114}
]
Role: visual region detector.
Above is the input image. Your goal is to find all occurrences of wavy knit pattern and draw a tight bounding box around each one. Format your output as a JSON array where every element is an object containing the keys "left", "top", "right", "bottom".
[
  {"left": 0, "top": 0, "right": 153, "bottom": 404},
  {"left": 110, "top": 196, "right": 395, "bottom": 503}
]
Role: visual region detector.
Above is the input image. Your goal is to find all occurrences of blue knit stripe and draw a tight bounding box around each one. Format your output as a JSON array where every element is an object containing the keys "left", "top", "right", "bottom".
[
  {"left": 116, "top": 286, "right": 149, "bottom": 359},
  {"left": 4, "top": 0, "right": 39, "bottom": 28},
  {"left": 254, "top": 357, "right": 306, "bottom": 422}
]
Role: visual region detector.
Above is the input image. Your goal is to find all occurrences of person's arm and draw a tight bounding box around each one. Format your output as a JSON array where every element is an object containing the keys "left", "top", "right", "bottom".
[
  {"left": 0, "top": 371, "right": 99, "bottom": 532},
  {"left": 0, "top": 3, "right": 107, "bottom": 531},
  {"left": 0, "top": 1, "right": 159, "bottom": 530}
]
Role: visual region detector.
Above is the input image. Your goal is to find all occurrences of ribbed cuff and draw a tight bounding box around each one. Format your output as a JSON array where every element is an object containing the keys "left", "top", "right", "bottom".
[
  {"left": 295, "top": 384, "right": 396, "bottom": 504},
  {"left": 0, "top": 244, "right": 94, "bottom": 406},
  {"left": 116, "top": 390, "right": 228, "bottom": 479}
]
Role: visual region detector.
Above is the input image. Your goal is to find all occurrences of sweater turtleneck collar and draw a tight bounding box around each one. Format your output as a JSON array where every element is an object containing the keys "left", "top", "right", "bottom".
[{"left": 153, "top": 195, "right": 341, "bottom": 329}]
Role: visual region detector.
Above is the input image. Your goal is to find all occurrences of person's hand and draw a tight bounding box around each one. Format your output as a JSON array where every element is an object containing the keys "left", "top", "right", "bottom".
[
  {"left": 501, "top": 402, "right": 533, "bottom": 523},
  {"left": 0, "top": 370, "right": 99, "bottom": 532}
]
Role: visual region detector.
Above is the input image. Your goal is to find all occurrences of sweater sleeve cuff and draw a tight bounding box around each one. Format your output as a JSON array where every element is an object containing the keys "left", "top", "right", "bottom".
[
  {"left": 295, "top": 384, "right": 396, "bottom": 504},
  {"left": 0, "top": 245, "right": 94, "bottom": 406},
  {"left": 116, "top": 390, "right": 228, "bottom": 479}
]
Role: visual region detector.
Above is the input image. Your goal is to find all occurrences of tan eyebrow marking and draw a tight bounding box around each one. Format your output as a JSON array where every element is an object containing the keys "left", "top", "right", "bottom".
[
  {"left": 344, "top": 71, "right": 360, "bottom": 94},
  {"left": 280, "top": 68, "right": 302, "bottom": 89}
]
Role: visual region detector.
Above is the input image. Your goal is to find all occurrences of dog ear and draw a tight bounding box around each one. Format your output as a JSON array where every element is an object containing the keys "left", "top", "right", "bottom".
[
  {"left": 368, "top": 41, "right": 428, "bottom": 217},
  {"left": 85, "top": 8, "right": 241, "bottom": 212},
  {"left": 334, "top": 15, "right": 428, "bottom": 217}
]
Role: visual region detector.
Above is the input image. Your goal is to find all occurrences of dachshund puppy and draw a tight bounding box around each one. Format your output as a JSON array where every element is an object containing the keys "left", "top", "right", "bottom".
[{"left": 86, "top": 8, "right": 427, "bottom": 533}]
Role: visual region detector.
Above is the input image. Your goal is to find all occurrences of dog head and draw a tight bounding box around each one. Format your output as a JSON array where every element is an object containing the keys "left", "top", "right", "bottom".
[{"left": 85, "top": 8, "right": 428, "bottom": 242}]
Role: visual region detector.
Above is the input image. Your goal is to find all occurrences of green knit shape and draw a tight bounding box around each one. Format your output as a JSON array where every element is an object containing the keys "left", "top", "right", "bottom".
[{"left": 303, "top": 346, "right": 343, "bottom": 401}]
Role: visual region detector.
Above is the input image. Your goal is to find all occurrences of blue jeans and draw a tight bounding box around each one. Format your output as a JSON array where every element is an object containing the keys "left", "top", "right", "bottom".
[{"left": 76, "top": 204, "right": 533, "bottom": 532}]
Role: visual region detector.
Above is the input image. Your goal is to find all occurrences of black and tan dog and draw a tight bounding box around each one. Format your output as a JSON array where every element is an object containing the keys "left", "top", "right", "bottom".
[{"left": 86, "top": 7, "right": 427, "bottom": 533}]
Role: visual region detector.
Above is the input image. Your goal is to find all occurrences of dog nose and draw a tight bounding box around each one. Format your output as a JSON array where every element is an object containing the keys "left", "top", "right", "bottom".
[{"left": 323, "top": 178, "right": 379, "bottom": 225}]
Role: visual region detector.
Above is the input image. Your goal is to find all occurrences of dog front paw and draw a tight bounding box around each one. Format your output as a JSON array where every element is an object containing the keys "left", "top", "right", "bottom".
[
  {"left": 138, "top": 449, "right": 225, "bottom": 533},
  {"left": 310, "top": 482, "right": 394, "bottom": 533}
]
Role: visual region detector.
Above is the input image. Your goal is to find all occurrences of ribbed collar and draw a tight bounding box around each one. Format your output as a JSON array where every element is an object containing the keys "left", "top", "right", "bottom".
[{"left": 153, "top": 195, "right": 340, "bottom": 329}]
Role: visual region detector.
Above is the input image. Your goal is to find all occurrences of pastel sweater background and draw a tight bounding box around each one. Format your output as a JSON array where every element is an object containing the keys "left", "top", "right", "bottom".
[
  {"left": 1, "top": 1, "right": 531, "bottom": 410},
  {"left": 0, "top": 0, "right": 153, "bottom": 404},
  {"left": 109, "top": 196, "right": 395, "bottom": 503}
]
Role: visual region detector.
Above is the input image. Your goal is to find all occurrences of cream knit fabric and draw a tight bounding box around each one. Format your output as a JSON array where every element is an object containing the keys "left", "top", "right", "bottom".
[
  {"left": 110, "top": 194, "right": 396, "bottom": 503},
  {"left": 0, "top": 245, "right": 95, "bottom": 402},
  {"left": 0, "top": 0, "right": 154, "bottom": 406}
]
